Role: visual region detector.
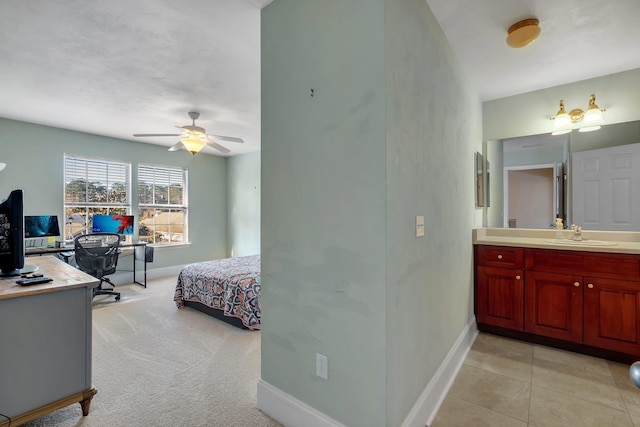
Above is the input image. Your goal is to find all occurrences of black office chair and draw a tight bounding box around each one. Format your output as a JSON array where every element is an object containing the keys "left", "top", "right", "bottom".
[{"left": 74, "top": 233, "right": 121, "bottom": 301}]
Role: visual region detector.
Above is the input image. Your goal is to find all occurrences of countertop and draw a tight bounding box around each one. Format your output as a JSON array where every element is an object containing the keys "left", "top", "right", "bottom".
[
  {"left": 473, "top": 228, "right": 640, "bottom": 255},
  {"left": 0, "top": 256, "right": 99, "bottom": 300}
]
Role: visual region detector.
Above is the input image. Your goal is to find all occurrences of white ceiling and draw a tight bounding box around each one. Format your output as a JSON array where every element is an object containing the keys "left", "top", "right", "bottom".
[
  {"left": 0, "top": 0, "right": 271, "bottom": 156},
  {"left": 1, "top": 1, "right": 640, "bottom": 156},
  {"left": 425, "top": 0, "right": 640, "bottom": 101}
]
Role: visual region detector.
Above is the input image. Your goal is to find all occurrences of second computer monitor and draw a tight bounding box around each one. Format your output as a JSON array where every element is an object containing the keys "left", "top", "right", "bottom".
[
  {"left": 92, "top": 214, "right": 134, "bottom": 235},
  {"left": 24, "top": 215, "right": 61, "bottom": 238}
]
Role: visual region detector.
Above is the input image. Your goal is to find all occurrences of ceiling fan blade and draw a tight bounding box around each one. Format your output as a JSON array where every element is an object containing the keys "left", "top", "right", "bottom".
[
  {"left": 168, "top": 141, "right": 185, "bottom": 152},
  {"left": 207, "top": 134, "right": 244, "bottom": 144},
  {"left": 206, "top": 141, "right": 231, "bottom": 154},
  {"left": 134, "top": 133, "right": 181, "bottom": 137}
]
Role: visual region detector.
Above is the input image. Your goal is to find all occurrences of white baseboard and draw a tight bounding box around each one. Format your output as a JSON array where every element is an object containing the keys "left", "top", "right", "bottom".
[
  {"left": 256, "top": 379, "right": 346, "bottom": 427},
  {"left": 402, "top": 316, "right": 478, "bottom": 427},
  {"left": 146, "top": 265, "right": 184, "bottom": 280},
  {"left": 257, "top": 318, "right": 477, "bottom": 427}
]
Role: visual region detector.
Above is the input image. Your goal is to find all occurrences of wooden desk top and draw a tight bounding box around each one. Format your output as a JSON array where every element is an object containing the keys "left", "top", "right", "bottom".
[{"left": 0, "top": 256, "right": 99, "bottom": 300}]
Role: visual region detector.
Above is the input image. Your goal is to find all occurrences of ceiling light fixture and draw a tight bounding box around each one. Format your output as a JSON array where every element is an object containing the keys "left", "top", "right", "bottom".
[
  {"left": 506, "top": 18, "right": 541, "bottom": 48},
  {"left": 0, "top": 163, "right": 5, "bottom": 172},
  {"left": 180, "top": 136, "right": 207, "bottom": 154},
  {"left": 551, "top": 94, "right": 606, "bottom": 135}
]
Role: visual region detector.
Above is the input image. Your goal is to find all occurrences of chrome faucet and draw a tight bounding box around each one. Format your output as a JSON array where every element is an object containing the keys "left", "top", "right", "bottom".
[{"left": 570, "top": 224, "right": 583, "bottom": 241}]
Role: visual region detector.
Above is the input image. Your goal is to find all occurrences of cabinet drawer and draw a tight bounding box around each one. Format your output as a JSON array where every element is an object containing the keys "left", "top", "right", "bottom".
[
  {"left": 476, "top": 245, "right": 524, "bottom": 269},
  {"left": 525, "top": 248, "right": 640, "bottom": 280}
]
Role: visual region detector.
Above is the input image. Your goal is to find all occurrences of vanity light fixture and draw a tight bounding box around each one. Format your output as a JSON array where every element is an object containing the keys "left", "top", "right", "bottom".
[
  {"left": 551, "top": 94, "right": 606, "bottom": 135},
  {"left": 506, "top": 18, "right": 541, "bottom": 48}
]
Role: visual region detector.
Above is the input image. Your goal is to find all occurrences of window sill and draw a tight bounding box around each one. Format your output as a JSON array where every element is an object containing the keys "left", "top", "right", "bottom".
[{"left": 148, "top": 242, "right": 191, "bottom": 250}]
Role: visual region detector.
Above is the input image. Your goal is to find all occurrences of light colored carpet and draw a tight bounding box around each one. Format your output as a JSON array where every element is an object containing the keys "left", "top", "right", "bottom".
[{"left": 23, "top": 276, "right": 281, "bottom": 427}]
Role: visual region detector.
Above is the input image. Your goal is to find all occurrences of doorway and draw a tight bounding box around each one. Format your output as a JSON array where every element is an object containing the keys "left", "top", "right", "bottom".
[{"left": 504, "top": 163, "right": 562, "bottom": 228}]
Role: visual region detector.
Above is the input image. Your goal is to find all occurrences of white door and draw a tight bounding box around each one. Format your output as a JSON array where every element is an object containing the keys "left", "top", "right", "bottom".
[{"left": 572, "top": 143, "right": 640, "bottom": 230}]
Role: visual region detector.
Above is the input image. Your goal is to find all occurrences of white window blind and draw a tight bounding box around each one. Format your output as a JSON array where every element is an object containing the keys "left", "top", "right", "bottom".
[
  {"left": 138, "top": 164, "right": 188, "bottom": 245},
  {"left": 63, "top": 156, "right": 131, "bottom": 239},
  {"left": 65, "top": 157, "right": 130, "bottom": 207}
]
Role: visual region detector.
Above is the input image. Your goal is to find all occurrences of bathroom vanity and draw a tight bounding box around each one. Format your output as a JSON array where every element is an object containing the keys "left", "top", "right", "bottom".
[{"left": 473, "top": 228, "right": 640, "bottom": 363}]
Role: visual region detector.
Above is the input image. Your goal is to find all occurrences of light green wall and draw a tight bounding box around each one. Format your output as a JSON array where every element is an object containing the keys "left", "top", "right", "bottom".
[
  {"left": 261, "top": 0, "right": 482, "bottom": 426},
  {"left": 384, "top": 0, "right": 481, "bottom": 425},
  {"left": 228, "top": 151, "right": 261, "bottom": 256},
  {"left": 0, "top": 117, "right": 230, "bottom": 268},
  {"left": 261, "top": 1, "right": 388, "bottom": 426}
]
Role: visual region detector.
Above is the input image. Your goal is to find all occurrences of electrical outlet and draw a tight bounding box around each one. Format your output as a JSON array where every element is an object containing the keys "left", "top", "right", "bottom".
[{"left": 316, "top": 353, "right": 328, "bottom": 380}]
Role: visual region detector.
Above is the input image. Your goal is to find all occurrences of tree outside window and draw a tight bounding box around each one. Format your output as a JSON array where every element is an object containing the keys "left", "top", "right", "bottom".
[
  {"left": 64, "top": 157, "right": 130, "bottom": 240},
  {"left": 138, "top": 164, "right": 188, "bottom": 245}
]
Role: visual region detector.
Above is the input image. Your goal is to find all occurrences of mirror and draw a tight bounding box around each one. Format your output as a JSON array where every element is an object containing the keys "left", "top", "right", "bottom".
[{"left": 484, "top": 119, "right": 640, "bottom": 230}]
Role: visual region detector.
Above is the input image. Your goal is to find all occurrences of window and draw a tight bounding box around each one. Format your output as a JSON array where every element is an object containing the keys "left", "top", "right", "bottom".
[
  {"left": 138, "top": 164, "right": 188, "bottom": 246},
  {"left": 64, "top": 156, "right": 131, "bottom": 239}
]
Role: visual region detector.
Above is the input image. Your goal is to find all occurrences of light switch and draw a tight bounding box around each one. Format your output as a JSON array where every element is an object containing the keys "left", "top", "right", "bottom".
[{"left": 416, "top": 215, "right": 425, "bottom": 237}]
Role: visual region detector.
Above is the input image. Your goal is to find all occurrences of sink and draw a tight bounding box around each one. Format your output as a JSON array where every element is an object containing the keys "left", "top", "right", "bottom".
[{"left": 545, "top": 239, "right": 618, "bottom": 246}]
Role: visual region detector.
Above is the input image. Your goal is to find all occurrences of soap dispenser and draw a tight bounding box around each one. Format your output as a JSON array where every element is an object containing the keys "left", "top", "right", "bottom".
[{"left": 555, "top": 218, "right": 564, "bottom": 238}]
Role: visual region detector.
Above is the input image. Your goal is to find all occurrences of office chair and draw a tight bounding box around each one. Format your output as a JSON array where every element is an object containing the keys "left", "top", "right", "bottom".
[{"left": 74, "top": 233, "right": 121, "bottom": 301}]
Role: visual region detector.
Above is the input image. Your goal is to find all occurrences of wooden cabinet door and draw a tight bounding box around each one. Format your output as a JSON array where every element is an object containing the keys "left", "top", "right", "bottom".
[
  {"left": 476, "top": 266, "right": 524, "bottom": 330},
  {"left": 525, "top": 271, "right": 583, "bottom": 343},
  {"left": 583, "top": 277, "right": 640, "bottom": 355}
]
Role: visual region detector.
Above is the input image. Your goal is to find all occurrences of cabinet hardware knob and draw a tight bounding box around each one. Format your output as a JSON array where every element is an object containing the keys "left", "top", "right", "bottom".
[
  {"left": 588, "top": 284, "right": 594, "bottom": 289},
  {"left": 573, "top": 282, "right": 580, "bottom": 287},
  {"left": 497, "top": 255, "right": 503, "bottom": 259},
  {"left": 515, "top": 275, "right": 521, "bottom": 280}
]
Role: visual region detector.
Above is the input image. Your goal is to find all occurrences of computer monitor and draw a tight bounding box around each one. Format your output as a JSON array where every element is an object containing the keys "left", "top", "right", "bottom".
[
  {"left": 92, "top": 214, "right": 134, "bottom": 235},
  {"left": 25, "top": 215, "right": 61, "bottom": 238},
  {"left": 0, "top": 189, "right": 25, "bottom": 276}
]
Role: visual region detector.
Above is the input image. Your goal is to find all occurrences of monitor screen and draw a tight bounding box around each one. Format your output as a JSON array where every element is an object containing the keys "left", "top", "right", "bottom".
[
  {"left": 25, "top": 215, "right": 61, "bottom": 238},
  {"left": 0, "top": 189, "right": 24, "bottom": 276},
  {"left": 92, "top": 215, "right": 134, "bottom": 235}
]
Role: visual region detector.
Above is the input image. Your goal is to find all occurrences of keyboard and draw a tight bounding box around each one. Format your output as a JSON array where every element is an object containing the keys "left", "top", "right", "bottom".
[{"left": 16, "top": 276, "right": 53, "bottom": 286}]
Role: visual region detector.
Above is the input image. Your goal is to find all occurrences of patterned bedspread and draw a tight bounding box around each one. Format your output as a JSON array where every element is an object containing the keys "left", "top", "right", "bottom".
[{"left": 173, "top": 254, "right": 261, "bottom": 330}]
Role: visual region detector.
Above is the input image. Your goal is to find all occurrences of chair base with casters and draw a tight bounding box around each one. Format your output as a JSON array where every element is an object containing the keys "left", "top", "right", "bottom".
[
  {"left": 93, "top": 276, "right": 121, "bottom": 301},
  {"left": 74, "top": 233, "right": 122, "bottom": 302}
]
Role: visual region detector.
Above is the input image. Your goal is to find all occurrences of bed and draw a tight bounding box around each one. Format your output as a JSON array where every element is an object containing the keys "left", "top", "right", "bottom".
[{"left": 173, "top": 254, "right": 261, "bottom": 330}]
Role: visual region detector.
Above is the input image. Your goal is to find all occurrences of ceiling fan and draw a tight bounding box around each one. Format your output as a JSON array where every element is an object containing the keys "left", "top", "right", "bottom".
[{"left": 133, "top": 111, "right": 244, "bottom": 154}]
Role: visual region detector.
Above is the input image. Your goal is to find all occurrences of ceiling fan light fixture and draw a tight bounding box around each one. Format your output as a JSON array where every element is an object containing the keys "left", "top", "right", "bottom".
[
  {"left": 134, "top": 111, "right": 243, "bottom": 154},
  {"left": 506, "top": 18, "right": 540, "bottom": 48},
  {"left": 180, "top": 136, "right": 207, "bottom": 154}
]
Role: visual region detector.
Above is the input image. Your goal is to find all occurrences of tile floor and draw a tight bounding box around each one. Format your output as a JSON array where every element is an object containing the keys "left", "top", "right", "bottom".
[{"left": 431, "top": 332, "right": 640, "bottom": 427}]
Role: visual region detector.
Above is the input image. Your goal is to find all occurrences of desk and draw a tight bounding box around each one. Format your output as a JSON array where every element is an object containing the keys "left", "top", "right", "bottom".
[
  {"left": 0, "top": 256, "right": 98, "bottom": 426},
  {"left": 26, "top": 242, "right": 149, "bottom": 288}
]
